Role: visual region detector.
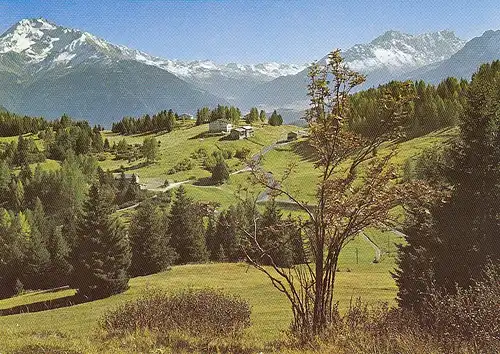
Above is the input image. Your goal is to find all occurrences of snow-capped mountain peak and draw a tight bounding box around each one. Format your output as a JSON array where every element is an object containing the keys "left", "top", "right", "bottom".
[
  {"left": 0, "top": 18, "right": 307, "bottom": 80},
  {"left": 343, "top": 29, "right": 466, "bottom": 74}
]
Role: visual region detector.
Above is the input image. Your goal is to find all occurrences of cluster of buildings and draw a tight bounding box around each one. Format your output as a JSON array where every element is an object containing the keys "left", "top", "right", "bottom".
[{"left": 208, "top": 119, "right": 254, "bottom": 140}]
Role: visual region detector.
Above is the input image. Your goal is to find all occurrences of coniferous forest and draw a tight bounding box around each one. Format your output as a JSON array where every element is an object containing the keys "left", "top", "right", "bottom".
[{"left": 0, "top": 56, "right": 498, "bottom": 353}]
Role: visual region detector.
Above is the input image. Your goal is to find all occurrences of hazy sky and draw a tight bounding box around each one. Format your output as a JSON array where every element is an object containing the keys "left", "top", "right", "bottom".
[{"left": 0, "top": 0, "right": 498, "bottom": 64}]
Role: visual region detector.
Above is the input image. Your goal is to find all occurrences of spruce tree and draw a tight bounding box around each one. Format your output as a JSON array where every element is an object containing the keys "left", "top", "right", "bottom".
[
  {"left": 268, "top": 110, "right": 283, "bottom": 126},
  {"left": 0, "top": 208, "right": 23, "bottom": 298},
  {"left": 47, "top": 226, "right": 72, "bottom": 288},
  {"left": 431, "top": 61, "right": 500, "bottom": 291},
  {"left": 262, "top": 201, "right": 294, "bottom": 267},
  {"left": 395, "top": 61, "right": 500, "bottom": 309},
  {"left": 211, "top": 155, "right": 230, "bottom": 185},
  {"left": 168, "top": 186, "right": 208, "bottom": 264},
  {"left": 21, "top": 214, "right": 50, "bottom": 290},
  {"left": 71, "top": 184, "right": 131, "bottom": 299},
  {"left": 129, "top": 201, "right": 175, "bottom": 276},
  {"left": 259, "top": 110, "right": 267, "bottom": 122}
]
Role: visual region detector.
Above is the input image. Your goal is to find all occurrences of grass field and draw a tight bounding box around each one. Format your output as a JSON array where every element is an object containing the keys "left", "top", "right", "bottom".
[
  {"left": 0, "top": 232, "right": 397, "bottom": 352},
  {"left": 99, "top": 122, "right": 296, "bottom": 184}
]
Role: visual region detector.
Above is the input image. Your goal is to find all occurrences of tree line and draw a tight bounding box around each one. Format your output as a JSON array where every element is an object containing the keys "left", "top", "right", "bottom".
[
  {"left": 0, "top": 171, "right": 305, "bottom": 299},
  {"left": 111, "top": 110, "right": 178, "bottom": 135},
  {"left": 349, "top": 77, "right": 468, "bottom": 139},
  {"left": 195, "top": 105, "right": 242, "bottom": 125}
]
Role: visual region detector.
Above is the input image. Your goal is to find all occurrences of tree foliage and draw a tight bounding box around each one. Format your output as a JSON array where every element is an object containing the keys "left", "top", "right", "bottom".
[
  {"left": 129, "top": 200, "right": 175, "bottom": 276},
  {"left": 246, "top": 49, "right": 413, "bottom": 339},
  {"left": 112, "top": 110, "right": 177, "bottom": 135},
  {"left": 268, "top": 110, "right": 283, "bottom": 126},
  {"left": 395, "top": 61, "right": 500, "bottom": 310},
  {"left": 71, "top": 184, "right": 131, "bottom": 299},
  {"left": 168, "top": 186, "right": 208, "bottom": 264}
]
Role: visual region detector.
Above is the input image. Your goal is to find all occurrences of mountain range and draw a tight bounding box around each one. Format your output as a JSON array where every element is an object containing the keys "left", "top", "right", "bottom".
[{"left": 0, "top": 18, "right": 498, "bottom": 125}]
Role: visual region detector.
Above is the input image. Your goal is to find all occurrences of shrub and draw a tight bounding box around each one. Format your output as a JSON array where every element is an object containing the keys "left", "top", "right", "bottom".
[
  {"left": 418, "top": 264, "right": 500, "bottom": 349},
  {"left": 191, "top": 147, "right": 208, "bottom": 159},
  {"left": 235, "top": 147, "right": 251, "bottom": 160},
  {"left": 102, "top": 288, "right": 251, "bottom": 339},
  {"left": 167, "top": 158, "right": 194, "bottom": 175},
  {"left": 221, "top": 149, "right": 233, "bottom": 159}
]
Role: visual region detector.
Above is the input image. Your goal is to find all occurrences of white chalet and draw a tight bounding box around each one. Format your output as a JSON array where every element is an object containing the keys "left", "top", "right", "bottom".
[{"left": 209, "top": 119, "right": 232, "bottom": 133}]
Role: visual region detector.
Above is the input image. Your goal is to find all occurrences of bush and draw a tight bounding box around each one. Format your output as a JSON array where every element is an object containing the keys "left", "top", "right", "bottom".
[
  {"left": 418, "top": 264, "right": 500, "bottom": 349},
  {"left": 167, "top": 158, "right": 194, "bottom": 175},
  {"left": 235, "top": 147, "right": 251, "bottom": 160},
  {"left": 191, "top": 147, "right": 208, "bottom": 159},
  {"left": 102, "top": 288, "right": 251, "bottom": 339}
]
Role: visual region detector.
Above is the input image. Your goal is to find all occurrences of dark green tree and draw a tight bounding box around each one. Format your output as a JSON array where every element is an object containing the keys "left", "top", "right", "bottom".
[
  {"left": 141, "top": 137, "right": 159, "bottom": 164},
  {"left": 71, "top": 184, "right": 131, "bottom": 299},
  {"left": 129, "top": 201, "right": 175, "bottom": 276},
  {"left": 245, "top": 107, "right": 259, "bottom": 124},
  {"left": 47, "top": 226, "right": 73, "bottom": 288},
  {"left": 259, "top": 110, "right": 267, "bottom": 122},
  {"left": 395, "top": 61, "right": 500, "bottom": 310},
  {"left": 211, "top": 154, "right": 230, "bottom": 185},
  {"left": 432, "top": 61, "right": 500, "bottom": 291},
  {"left": 168, "top": 186, "right": 208, "bottom": 264},
  {"left": 22, "top": 212, "right": 50, "bottom": 290},
  {"left": 268, "top": 110, "right": 283, "bottom": 126}
]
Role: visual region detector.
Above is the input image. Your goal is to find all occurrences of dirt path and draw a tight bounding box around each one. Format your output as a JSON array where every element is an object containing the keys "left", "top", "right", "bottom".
[{"left": 360, "top": 231, "right": 382, "bottom": 263}]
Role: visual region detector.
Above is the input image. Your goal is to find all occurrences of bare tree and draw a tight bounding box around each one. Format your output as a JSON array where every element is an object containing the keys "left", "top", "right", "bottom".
[{"left": 242, "top": 50, "right": 414, "bottom": 339}]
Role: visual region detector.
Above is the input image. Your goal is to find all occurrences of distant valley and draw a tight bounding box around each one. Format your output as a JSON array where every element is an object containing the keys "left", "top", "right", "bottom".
[{"left": 0, "top": 18, "right": 499, "bottom": 125}]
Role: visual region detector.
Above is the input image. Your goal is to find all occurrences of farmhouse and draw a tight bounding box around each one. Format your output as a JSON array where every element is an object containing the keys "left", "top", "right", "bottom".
[
  {"left": 209, "top": 119, "right": 232, "bottom": 133},
  {"left": 230, "top": 125, "right": 254, "bottom": 140},
  {"left": 113, "top": 173, "right": 140, "bottom": 184},
  {"left": 179, "top": 113, "right": 195, "bottom": 120}
]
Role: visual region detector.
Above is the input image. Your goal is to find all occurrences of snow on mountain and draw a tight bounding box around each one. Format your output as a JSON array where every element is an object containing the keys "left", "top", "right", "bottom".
[
  {"left": 0, "top": 18, "right": 306, "bottom": 81},
  {"left": 243, "top": 30, "right": 466, "bottom": 109},
  {"left": 342, "top": 30, "right": 466, "bottom": 74},
  {"left": 406, "top": 30, "right": 500, "bottom": 83}
]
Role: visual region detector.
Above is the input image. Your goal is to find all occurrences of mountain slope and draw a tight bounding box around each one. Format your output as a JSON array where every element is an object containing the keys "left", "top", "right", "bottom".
[
  {"left": 407, "top": 30, "right": 500, "bottom": 83},
  {"left": 243, "top": 30, "right": 465, "bottom": 109},
  {"left": 0, "top": 18, "right": 308, "bottom": 121},
  {"left": 0, "top": 19, "right": 227, "bottom": 123}
]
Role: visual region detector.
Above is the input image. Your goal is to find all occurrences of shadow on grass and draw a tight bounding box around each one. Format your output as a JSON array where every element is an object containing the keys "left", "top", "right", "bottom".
[
  {"left": 291, "top": 140, "right": 318, "bottom": 163},
  {"left": 188, "top": 132, "right": 226, "bottom": 140},
  {"left": 0, "top": 292, "right": 89, "bottom": 316},
  {"left": 193, "top": 177, "right": 218, "bottom": 186},
  {"left": 111, "top": 161, "right": 150, "bottom": 173}
]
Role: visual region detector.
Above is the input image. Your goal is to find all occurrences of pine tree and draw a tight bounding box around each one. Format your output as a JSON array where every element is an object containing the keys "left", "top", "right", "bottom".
[
  {"left": 211, "top": 155, "right": 230, "bottom": 185},
  {"left": 431, "top": 61, "right": 500, "bottom": 291},
  {"left": 47, "top": 226, "right": 72, "bottom": 288},
  {"left": 15, "top": 135, "right": 30, "bottom": 166},
  {"left": 22, "top": 213, "right": 50, "bottom": 290},
  {"left": 141, "top": 137, "right": 159, "bottom": 164},
  {"left": 268, "top": 110, "right": 283, "bottom": 126},
  {"left": 168, "top": 186, "right": 208, "bottom": 264},
  {"left": 213, "top": 207, "right": 241, "bottom": 261},
  {"left": 9, "top": 179, "right": 24, "bottom": 211},
  {"left": 259, "top": 110, "right": 267, "bottom": 122},
  {"left": 71, "top": 184, "right": 131, "bottom": 299},
  {"left": 257, "top": 201, "right": 294, "bottom": 267},
  {"left": 129, "top": 201, "right": 175, "bottom": 276},
  {"left": 395, "top": 61, "right": 500, "bottom": 310},
  {"left": 245, "top": 107, "right": 259, "bottom": 124},
  {"left": 0, "top": 208, "right": 23, "bottom": 298}
]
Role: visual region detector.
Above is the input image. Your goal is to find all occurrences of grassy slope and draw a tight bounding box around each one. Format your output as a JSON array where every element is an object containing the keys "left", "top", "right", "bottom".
[
  {"left": 259, "top": 127, "right": 458, "bottom": 203},
  {"left": 99, "top": 122, "right": 296, "bottom": 184},
  {"left": 0, "top": 256, "right": 396, "bottom": 352},
  {"left": 0, "top": 127, "right": 456, "bottom": 351}
]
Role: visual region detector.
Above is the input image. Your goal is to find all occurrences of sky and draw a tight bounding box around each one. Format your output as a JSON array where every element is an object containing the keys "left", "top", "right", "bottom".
[{"left": 0, "top": 0, "right": 498, "bottom": 64}]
